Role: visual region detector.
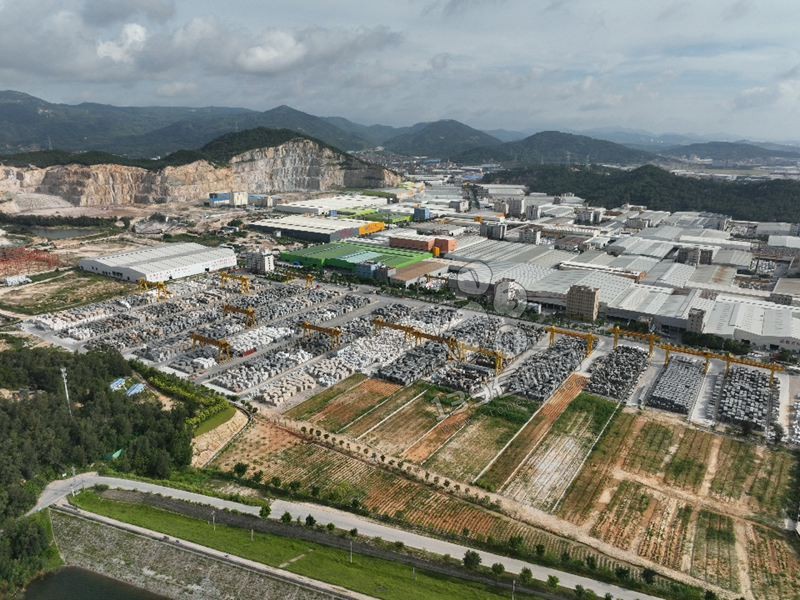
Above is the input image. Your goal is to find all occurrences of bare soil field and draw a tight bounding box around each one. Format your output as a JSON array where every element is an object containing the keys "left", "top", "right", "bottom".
[
  {"left": 663, "top": 429, "right": 715, "bottom": 493},
  {"left": 637, "top": 498, "right": 693, "bottom": 571},
  {"left": 590, "top": 480, "right": 655, "bottom": 551},
  {"left": 284, "top": 373, "right": 367, "bottom": 421},
  {"left": 191, "top": 409, "right": 248, "bottom": 467},
  {"left": 622, "top": 421, "right": 676, "bottom": 476},
  {"left": 213, "top": 417, "right": 302, "bottom": 472},
  {"left": 558, "top": 411, "right": 638, "bottom": 525},
  {"left": 310, "top": 378, "right": 401, "bottom": 433},
  {"left": 557, "top": 407, "right": 800, "bottom": 595},
  {"left": 360, "top": 391, "right": 447, "bottom": 456},
  {"left": 423, "top": 414, "right": 521, "bottom": 483},
  {"left": 0, "top": 270, "right": 130, "bottom": 314},
  {"left": 341, "top": 382, "right": 430, "bottom": 438},
  {"left": 402, "top": 404, "right": 476, "bottom": 463},
  {"left": 210, "top": 419, "right": 646, "bottom": 582}
]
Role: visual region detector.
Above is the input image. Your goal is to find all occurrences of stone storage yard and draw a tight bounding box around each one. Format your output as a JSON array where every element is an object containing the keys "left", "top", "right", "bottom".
[
  {"left": 646, "top": 357, "right": 705, "bottom": 414},
  {"left": 505, "top": 338, "right": 587, "bottom": 402},
  {"left": 587, "top": 345, "right": 649, "bottom": 400},
  {"left": 714, "top": 366, "right": 779, "bottom": 431},
  {"left": 376, "top": 342, "right": 450, "bottom": 385}
]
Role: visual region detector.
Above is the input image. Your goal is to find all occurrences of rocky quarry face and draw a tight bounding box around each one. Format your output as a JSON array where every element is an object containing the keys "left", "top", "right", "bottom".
[{"left": 0, "top": 138, "right": 400, "bottom": 207}]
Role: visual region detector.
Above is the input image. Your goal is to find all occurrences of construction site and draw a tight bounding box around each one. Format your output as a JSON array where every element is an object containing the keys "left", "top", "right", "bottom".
[{"left": 21, "top": 266, "right": 800, "bottom": 599}]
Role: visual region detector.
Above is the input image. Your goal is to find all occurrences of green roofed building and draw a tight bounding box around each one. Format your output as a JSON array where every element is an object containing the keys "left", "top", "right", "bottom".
[{"left": 281, "top": 242, "right": 431, "bottom": 271}]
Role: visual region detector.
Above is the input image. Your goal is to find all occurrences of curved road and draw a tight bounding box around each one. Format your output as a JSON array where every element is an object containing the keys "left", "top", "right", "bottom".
[{"left": 34, "top": 473, "right": 662, "bottom": 600}]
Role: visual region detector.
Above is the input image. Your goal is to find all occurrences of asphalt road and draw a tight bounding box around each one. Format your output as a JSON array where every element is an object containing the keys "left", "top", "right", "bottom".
[{"left": 34, "top": 473, "right": 662, "bottom": 600}]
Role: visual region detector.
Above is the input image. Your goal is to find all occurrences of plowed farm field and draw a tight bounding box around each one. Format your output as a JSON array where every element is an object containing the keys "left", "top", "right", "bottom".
[
  {"left": 214, "top": 417, "right": 302, "bottom": 472},
  {"left": 663, "top": 429, "right": 715, "bottom": 493},
  {"left": 402, "top": 405, "right": 476, "bottom": 463},
  {"left": 557, "top": 411, "right": 637, "bottom": 525},
  {"left": 637, "top": 498, "right": 693, "bottom": 571},
  {"left": 502, "top": 393, "right": 618, "bottom": 511},
  {"left": 622, "top": 421, "right": 675, "bottom": 476},
  {"left": 360, "top": 392, "right": 447, "bottom": 456},
  {"left": 746, "top": 522, "right": 800, "bottom": 600},
  {"left": 689, "top": 510, "right": 739, "bottom": 592},
  {"left": 210, "top": 418, "right": 641, "bottom": 579},
  {"left": 476, "top": 374, "right": 587, "bottom": 492},
  {"left": 424, "top": 414, "right": 521, "bottom": 483},
  {"left": 309, "top": 379, "right": 402, "bottom": 432},
  {"left": 285, "top": 373, "right": 367, "bottom": 421},
  {"left": 342, "top": 382, "right": 431, "bottom": 438},
  {"left": 590, "top": 480, "right": 655, "bottom": 551}
]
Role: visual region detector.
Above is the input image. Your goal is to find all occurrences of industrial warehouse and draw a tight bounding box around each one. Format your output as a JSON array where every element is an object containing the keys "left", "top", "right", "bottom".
[{"left": 78, "top": 242, "right": 237, "bottom": 282}]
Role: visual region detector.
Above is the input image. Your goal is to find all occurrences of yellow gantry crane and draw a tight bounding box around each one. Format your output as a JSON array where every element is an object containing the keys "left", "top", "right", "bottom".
[
  {"left": 371, "top": 318, "right": 507, "bottom": 374},
  {"left": 138, "top": 279, "right": 171, "bottom": 302},
  {"left": 302, "top": 322, "right": 342, "bottom": 347},
  {"left": 191, "top": 333, "right": 233, "bottom": 362},
  {"left": 219, "top": 272, "right": 252, "bottom": 294},
  {"left": 611, "top": 325, "right": 660, "bottom": 357},
  {"left": 547, "top": 325, "right": 597, "bottom": 355},
  {"left": 658, "top": 343, "right": 784, "bottom": 384},
  {"left": 223, "top": 304, "right": 257, "bottom": 327}
]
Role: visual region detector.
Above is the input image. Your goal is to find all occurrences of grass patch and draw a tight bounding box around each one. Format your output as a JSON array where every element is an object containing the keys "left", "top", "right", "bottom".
[
  {"left": 285, "top": 373, "right": 367, "bottom": 420},
  {"left": 0, "top": 271, "right": 130, "bottom": 315},
  {"left": 477, "top": 395, "right": 537, "bottom": 425},
  {"left": 70, "top": 491, "right": 544, "bottom": 600},
  {"left": 194, "top": 405, "right": 237, "bottom": 437},
  {"left": 552, "top": 393, "right": 617, "bottom": 436}
]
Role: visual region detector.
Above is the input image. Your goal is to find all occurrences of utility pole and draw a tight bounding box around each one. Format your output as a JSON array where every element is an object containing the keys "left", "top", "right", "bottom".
[
  {"left": 212, "top": 511, "right": 216, "bottom": 532},
  {"left": 61, "top": 367, "right": 73, "bottom": 419},
  {"left": 512, "top": 579, "right": 516, "bottom": 600},
  {"left": 349, "top": 540, "right": 353, "bottom": 564}
]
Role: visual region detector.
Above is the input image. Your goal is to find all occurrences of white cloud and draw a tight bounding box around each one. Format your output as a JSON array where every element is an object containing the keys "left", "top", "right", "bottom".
[
  {"left": 235, "top": 31, "right": 307, "bottom": 74},
  {"left": 97, "top": 23, "right": 148, "bottom": 63}
]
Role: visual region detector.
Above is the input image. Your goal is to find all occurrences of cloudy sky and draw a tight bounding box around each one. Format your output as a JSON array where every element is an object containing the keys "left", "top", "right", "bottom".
[{"left": 2, "top": 0, "right": 800, "bottom": 140}]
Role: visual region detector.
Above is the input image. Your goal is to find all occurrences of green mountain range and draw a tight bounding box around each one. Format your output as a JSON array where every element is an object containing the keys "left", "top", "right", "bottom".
[
  {"left": 455, "top": 131, "right": 656, "bottom": 165},
  {"left": 0, "top": 127, "right": 366, "bottom": 171}
]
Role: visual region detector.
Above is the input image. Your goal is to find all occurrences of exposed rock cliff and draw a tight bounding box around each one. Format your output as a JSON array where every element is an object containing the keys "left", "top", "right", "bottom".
[{"left": 0, "top": 138, "right": 399, "bottom": 207}]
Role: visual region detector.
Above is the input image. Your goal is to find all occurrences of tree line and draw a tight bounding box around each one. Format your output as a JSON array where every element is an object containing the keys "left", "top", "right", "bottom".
[{"left": 483, "top": 164, "right": 800, "bottom": 222}]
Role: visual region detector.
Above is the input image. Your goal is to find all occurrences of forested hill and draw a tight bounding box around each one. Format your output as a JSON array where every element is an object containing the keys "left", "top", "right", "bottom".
[
  {"left": 0, "top": 127, "right": 357, "bottom": 171},
  {"left": 483, "top": 165, "right": 800, "bottom": 222},
  {"left": 456, "top": 131, "right": 655, "bottom": 166}
]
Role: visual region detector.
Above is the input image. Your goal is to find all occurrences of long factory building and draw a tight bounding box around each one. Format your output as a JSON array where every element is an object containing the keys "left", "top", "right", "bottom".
[
  {"left": 79, "top": 243, "right": 236, "bottom": 283},
  {"left": 250, "top": 215, "right": 385, "bottom": 243}
]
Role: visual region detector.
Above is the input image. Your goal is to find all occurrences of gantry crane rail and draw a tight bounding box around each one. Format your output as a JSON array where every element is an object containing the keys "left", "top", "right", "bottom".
[
  {"left": 611, "top": 325, "right": 660, "bottom": 357},
  {"left": 191, "top": 333, "right": 233, "bottom": 362},
  {"left": 223, "top": 304, "right": 257, "bottom": 327},
  {"left": 546, "top": 325, "right": 597, "bottom": 355},
  {"left": 302, "top": 322, "right": 342, "bottom": 347},
  {"left": 372, "top": 318, "right": 507, "bottom": 373},
  {"left": 219, "top": 272, "right": 252, "bottom": 294}
]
